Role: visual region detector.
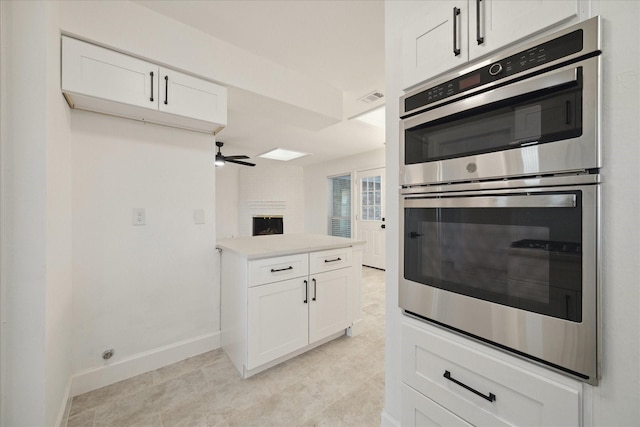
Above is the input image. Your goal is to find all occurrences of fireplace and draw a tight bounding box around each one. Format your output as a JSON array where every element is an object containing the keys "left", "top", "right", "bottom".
[{"left": 252, "top": 216, "right": 283, "bottom": 236}]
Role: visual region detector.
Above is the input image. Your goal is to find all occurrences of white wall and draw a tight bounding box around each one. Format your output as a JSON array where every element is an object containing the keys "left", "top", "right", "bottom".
[
  {"left": 215, "top": 165, "right": 240, "bottom": 238},
  {"left": 304, "top": 148, "right": 385, "bottom": 235},
  {"left": 0, "top": 1, "right": 73, "bottom": 426},
  {"left": 239, "top": 164, "right": 305, "bottom": 236},
  {"left": 70, "top": 112, "right": 218, "bottom": 391},
  {"left": 383, "top": 1, "right": 640, "bottom": 425}
]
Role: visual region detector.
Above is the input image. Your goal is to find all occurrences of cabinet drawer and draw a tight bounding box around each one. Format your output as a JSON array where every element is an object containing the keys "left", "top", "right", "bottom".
[
  {"left": 402, "top": 321, "right": 581, "bottom": 427},
  {"left": 309, "top": 247, "right": 351, "bottom": 274},
  {"left": 402, "top": 384, "right": 472, "bottom": 427},
  {"left": 248, "top": 254, "right": 308, "bottom": 287}
]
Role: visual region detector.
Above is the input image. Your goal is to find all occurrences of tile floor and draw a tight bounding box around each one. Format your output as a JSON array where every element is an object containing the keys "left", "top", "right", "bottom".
[{"left": 66, "top": 266, "right": 386, "bottom": 427}]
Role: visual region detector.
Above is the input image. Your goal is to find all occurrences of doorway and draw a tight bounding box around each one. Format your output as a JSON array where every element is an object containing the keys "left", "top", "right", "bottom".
[{"left": 356, "top": 168, "right": 385, "bottom": 270}]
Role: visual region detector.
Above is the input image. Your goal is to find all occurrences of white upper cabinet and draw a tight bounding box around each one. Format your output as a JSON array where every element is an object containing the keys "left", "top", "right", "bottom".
[
  {"left": 469, "top": 0, "right": 579, "bottom": 60},
  {"left": 158, "top": 67, "right": 227, "bottom": 125},
  {"left": 402, "top": 0, "right": 469, "bottom": 91},
  {"left": 402, "top": 0, "right": 580, "bottom": 89},
  {"left": 62, "top": 36, "right": 157, "bottom": 111},
  {"left": 61, "top": 36, "right": 227, "bottom": 134}
]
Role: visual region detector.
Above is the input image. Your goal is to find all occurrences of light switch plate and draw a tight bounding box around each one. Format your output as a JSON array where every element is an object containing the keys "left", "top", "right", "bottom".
[
  {"left": 132, "top": 208, "right": 146, "bottom": 226},
  {"left": 194, "top": 209, "right": 205, "bottom": 224}
]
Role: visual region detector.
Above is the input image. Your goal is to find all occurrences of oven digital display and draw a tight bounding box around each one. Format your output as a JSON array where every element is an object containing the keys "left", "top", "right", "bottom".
[{"left": 459, "top": 73, "right": 481, "bottom": 90}]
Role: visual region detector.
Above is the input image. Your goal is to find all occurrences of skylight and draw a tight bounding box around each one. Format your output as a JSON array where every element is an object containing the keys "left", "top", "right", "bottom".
[{"left": 258, "top": 148, "right": 308, "bottom": 162}]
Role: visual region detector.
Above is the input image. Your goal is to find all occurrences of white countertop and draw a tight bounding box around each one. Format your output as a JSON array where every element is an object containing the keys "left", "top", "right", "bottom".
[{"left": 216, "top": 233, "right": 365, "bottom": 259}]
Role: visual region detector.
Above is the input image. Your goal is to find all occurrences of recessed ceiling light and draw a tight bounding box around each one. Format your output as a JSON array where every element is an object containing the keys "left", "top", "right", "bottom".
[
  {"left": 258, "top": 148, "right": 308, "bottom": 162},
  {"left": 353, "top": 106, "right": 385, "bottom": 128}
]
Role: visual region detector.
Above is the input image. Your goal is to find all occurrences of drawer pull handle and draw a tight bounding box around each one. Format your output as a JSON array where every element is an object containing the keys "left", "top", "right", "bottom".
[
  {"left": 271, "top": 266, "right": 293, "bottom": 273},
  {"left": 443, "top": 370, "right": 496, "bottom": 402},
  {"left": 324, "top": 257, "right": 342, "bottom": 263}
]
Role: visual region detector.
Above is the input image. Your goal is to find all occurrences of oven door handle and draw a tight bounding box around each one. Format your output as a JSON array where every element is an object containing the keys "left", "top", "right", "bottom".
[
  {"left": 403, "top": 66, "right": 580, "bottom": 128},
  {"left": 404, "top": 193, "right": 576, "bottom": 209}
]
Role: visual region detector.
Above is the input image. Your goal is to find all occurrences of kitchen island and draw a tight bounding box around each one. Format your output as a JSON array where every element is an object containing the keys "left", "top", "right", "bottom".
[{"left": 217, "top": 234, "right": 365, "bottom": 378}]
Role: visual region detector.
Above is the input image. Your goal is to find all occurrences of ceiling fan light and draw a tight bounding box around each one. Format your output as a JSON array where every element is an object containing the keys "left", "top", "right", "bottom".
[{"left": 215, "top": 153, "right": 225, "bottom": 167}]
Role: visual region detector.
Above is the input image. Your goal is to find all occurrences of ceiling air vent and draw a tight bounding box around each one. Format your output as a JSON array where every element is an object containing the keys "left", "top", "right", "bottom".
[{"left": 359, "top": 90, "right": 384, "bottom": 103}]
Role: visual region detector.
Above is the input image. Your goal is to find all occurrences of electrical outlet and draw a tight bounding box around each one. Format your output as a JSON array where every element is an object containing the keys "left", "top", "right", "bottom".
[{"left": 132, "top": 208, "right": 146, "bottom": 226}]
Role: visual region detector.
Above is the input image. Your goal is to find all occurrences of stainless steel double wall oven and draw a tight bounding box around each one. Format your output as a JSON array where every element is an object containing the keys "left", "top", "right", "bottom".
[{"left": 399, "top": 17, "right": 601, "bottom": 384}]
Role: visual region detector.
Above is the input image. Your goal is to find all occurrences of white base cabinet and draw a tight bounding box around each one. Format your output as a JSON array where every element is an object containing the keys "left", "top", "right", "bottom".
[
  {"left": 402, "top": 318, "right": 582, "bottom": 426},
  {"left": 61, "top": 36, "right": 227, "bottom": 134},
  {"left": 221, "top": 245, "right": 362, "bottom": 378}
]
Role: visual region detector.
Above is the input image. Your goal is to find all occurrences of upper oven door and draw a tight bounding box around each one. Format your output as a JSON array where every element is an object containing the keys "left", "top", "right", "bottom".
[{"left": 400, "top": 56, "right": 600, "bottom": 186}]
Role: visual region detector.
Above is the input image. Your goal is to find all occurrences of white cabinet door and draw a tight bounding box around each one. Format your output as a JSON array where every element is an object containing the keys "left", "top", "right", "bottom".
[
  {"left": 402, "top": 0, "right": 469, "bottom": 89},
  {"left": 309, "top": 268, "right": 351, "bottom": 343},
  {"left": 62, "top": 36, "right": 157, "bottom": 110},
  {"left": 158, "top": 67, "right": 227, "bottom": 126},
  {"left": 402, "top": 384, "right": 472, "bottom": 427},
  {"left": 469, "top": 0, "right": 579, "bottom": 60},
  {"left": 247, "top": 278, "right": 309, "bottom": 369}
]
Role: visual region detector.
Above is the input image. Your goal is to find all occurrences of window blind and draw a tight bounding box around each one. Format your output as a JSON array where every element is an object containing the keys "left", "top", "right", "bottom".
[{"left": 328, "top": 174, "right": 352, "bottom": 238}]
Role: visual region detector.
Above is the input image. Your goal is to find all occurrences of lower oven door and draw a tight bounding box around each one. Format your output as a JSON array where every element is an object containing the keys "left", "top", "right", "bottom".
[{"left": 399, "top": 183, "right": 598, "bottom": 383}]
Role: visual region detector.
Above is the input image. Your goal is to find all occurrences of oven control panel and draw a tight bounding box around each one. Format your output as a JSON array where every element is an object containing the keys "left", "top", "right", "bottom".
[{"left": 403, "top": 29, "right": 586, "bottom": 115}]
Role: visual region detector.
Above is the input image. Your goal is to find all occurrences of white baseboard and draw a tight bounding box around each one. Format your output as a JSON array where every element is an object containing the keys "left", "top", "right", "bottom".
[
  {"left": 381, "top": 409, "right": 401, "bottom": 427},
  {"left": 70, "top": 331, "right": 220, "bottom": 397},
  {"left": 56, "top": 380, "right": 72, "bottom": 427}
]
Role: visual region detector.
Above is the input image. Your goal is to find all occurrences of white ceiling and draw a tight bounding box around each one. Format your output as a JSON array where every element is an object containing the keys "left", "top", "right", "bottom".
[{"left": 134, "top": 0, "right": 386, "bottom": 167}]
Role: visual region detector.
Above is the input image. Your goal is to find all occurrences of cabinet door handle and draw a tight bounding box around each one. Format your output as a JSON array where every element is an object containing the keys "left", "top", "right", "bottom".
[
  {"left": 164, "top": 75, "right": 169, "bottom": 105},
  {"left": 453, "top": 7, "right": 461, "bottom": 56},
  {"left": 303, "top": 280, "right": 308, "bottom": 304},
  {"left": 312, "top": 278, "right": 317, "bottom": 301},
  {"left": 476, "top": 0, "right": 484, "bottom": 45},
  {"left": 443, "top": 370, "right": 496, "bottom": 402},
  {"left": 324, "top": 257, "right": 342, "bottom": 263},
  {"left": 149, "top": 71, "right": 154, "bottom": 102},
  {"left": 270, "top": 266, "right": 293, "bottom": 273}
]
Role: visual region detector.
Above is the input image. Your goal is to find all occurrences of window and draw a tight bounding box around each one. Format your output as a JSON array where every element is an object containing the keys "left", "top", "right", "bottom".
[
  {"left": 328, "top": 174, "right": 352, "bottom": 238},
  {"left": 361, "top": 175, "right": 382, "bottom": 221}
]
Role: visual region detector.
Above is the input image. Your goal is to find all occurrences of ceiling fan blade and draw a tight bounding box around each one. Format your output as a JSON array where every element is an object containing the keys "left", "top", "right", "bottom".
[
  {"left": 223, "top": 155, "right": 250, "bottom": 160},
  {"left": 226, "top": 159, "right": 256, "bottom": 167}
]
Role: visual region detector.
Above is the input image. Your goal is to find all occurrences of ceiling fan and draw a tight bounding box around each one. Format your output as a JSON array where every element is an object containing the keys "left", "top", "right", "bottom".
[{"left": 214, "top": 141, "right": 255, "bottom": 167}]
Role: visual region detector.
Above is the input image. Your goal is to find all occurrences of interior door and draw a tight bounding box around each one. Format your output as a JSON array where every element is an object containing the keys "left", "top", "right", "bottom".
[{"left": 356, "top": 168, "right": 386, "bottom": 269}]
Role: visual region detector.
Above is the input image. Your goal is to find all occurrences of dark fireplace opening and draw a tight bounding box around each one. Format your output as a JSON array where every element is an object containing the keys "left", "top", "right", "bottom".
[{"left": 253, "top": 216, "right": 284, "bottom": 236}]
